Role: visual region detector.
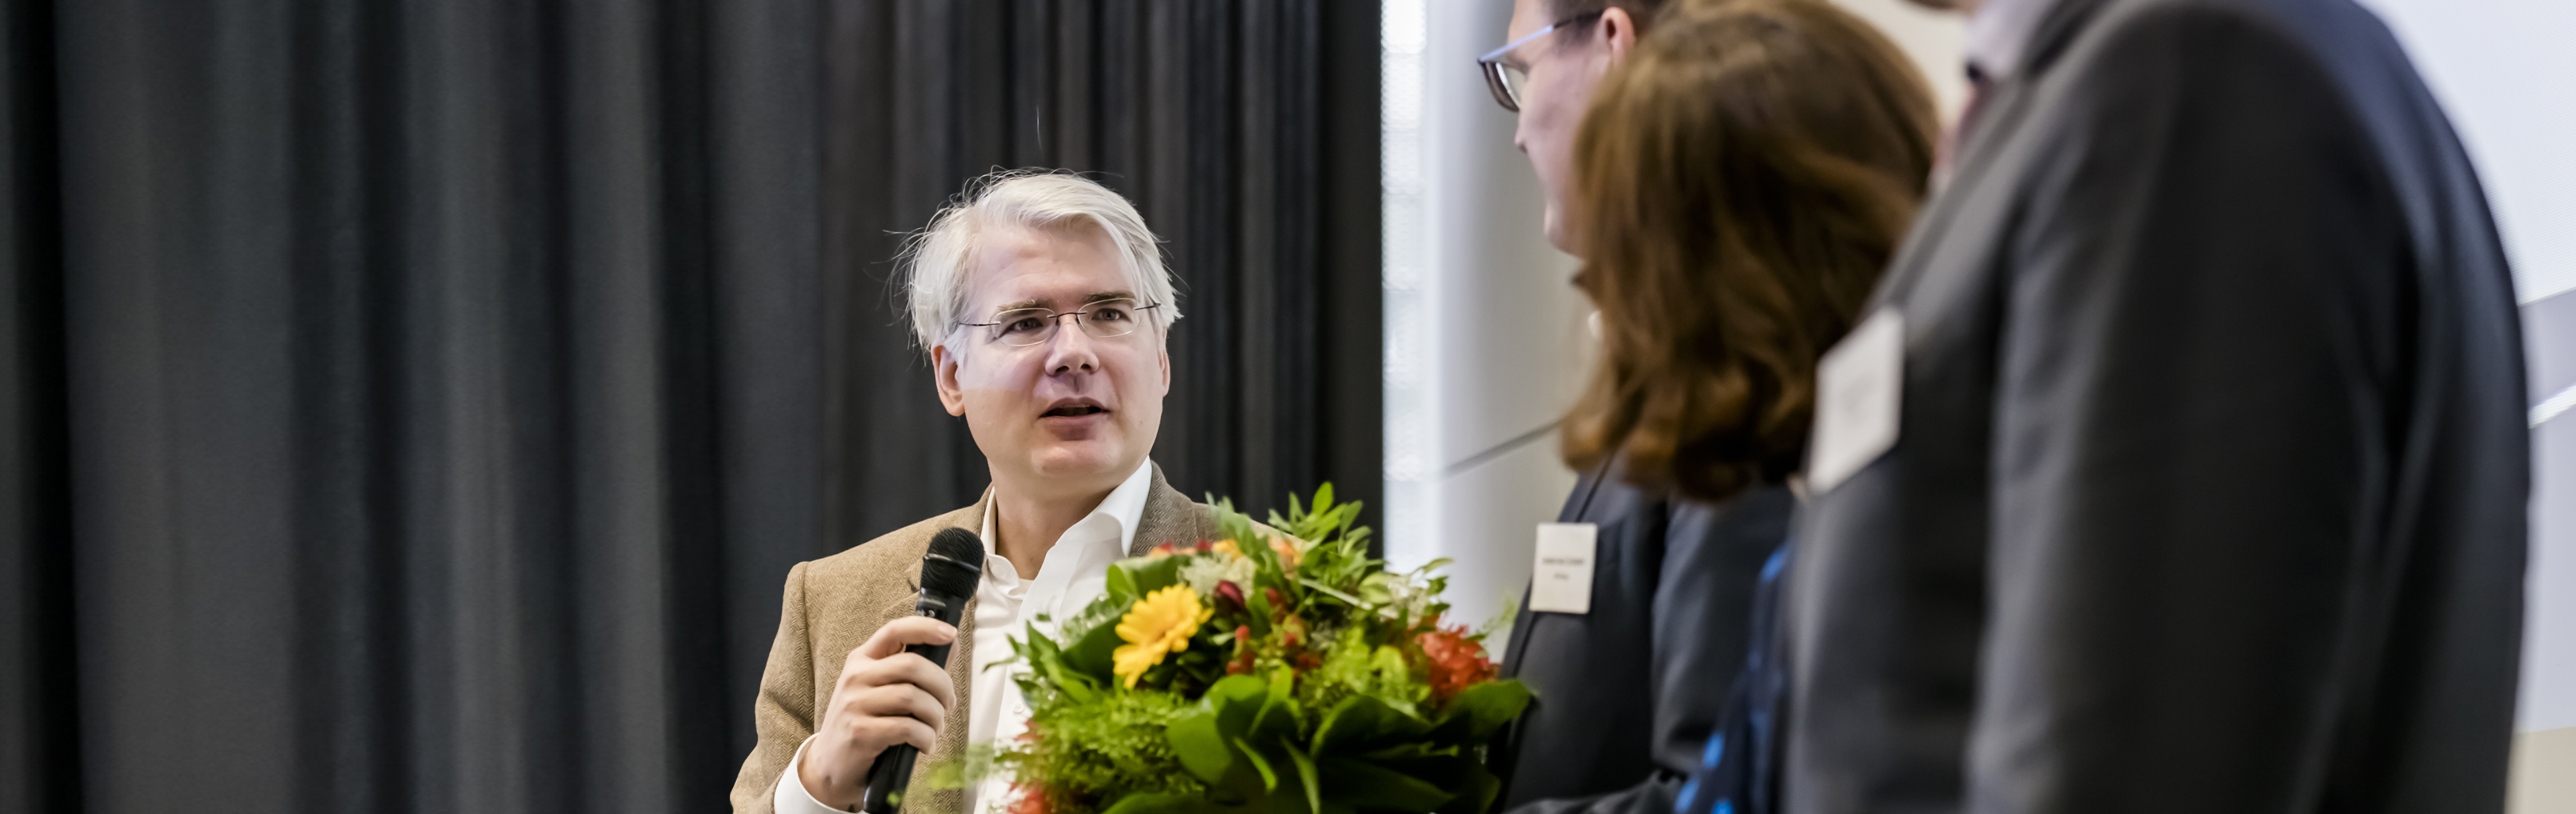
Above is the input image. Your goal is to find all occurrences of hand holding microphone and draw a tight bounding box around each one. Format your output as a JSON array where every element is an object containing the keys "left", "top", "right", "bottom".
[{"left": 801, "top": 528, "right": 984, "bottom": 812}]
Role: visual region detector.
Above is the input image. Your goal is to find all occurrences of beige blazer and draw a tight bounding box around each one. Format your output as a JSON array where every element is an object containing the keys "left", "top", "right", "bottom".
[{"left": 730, "top": 464, "right": 1220, "bottom": 814}]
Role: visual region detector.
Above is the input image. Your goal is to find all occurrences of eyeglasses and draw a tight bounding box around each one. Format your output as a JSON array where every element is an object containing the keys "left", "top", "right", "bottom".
[
  {"left": 957, "top": 298, "right": 1163, "bottom": 347},
  {"left": 1476, "top": 10, "right": 1604, "bottom": 113}
]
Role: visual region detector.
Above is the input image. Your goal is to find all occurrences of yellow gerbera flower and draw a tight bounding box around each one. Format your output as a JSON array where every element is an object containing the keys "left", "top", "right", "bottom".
[
  {"left": 1211, "top": 539, "right": 1242, "bottom": 558},
  {"left": 1112, "top": 584, "right": 1213, "bottom": 688}
]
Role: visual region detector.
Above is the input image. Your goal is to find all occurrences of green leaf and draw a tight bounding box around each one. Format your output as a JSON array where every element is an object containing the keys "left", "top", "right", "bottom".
[
  {"left": 1099, "top": 792, "right": 1206, "bottom": 814},
  {"left": 1204, "top": 673, "right": 1269, "bottom": 735},
  {"left": 1316, "top": 756, "right": 1454, "bottom": 812},
  {"left": 1436, "top": 764, "right": 1503, "bottom": 814},
  {"left": 1313, "top": 694, "right": 1433, "bottom": 754},
  {"left": 1231, "top": 736, "right": 1280, "bottom": 792},
  {"left": 1064, "top": 615, "right": 1126, "bottom": 682},
  {"left": 1285, "top": 744, "right": 1324, "bottom": 814},
  {"left": 1107, "top": 564, "right": 1139, "bottom": 603},
  {"left": 1296, "top": 578, "right": 1369, "bottom": 608},
  {"left": 1245, "top": 589, "right": 1275, "bottom": 636},
  {"left": 1167, "top": 712, "right": 1232, "bottom": 784},
  {"left": 1125, "top": 555, "right": 1188, "bottom": 594},
  {"left": 1427, "top": 680, "right": 1532, "bottom": 745}
]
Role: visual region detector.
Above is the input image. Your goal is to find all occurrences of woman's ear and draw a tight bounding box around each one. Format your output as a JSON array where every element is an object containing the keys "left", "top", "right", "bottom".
[
  {"left": 933, "top": 343, "right": 969, "bottom": 417},
  {"left": 1598, "top": 6, "right": 1639, "bottom": 62}
]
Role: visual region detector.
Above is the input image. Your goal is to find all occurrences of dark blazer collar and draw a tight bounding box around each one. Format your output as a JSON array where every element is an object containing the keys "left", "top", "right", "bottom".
[{"left": 2016, "top": 0, "right": 2113, "bottom": 81}]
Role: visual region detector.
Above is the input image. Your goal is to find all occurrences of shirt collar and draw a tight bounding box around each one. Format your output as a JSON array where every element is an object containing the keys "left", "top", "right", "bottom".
[
  {"left": 1964, "top": 0, "right": 2061, "bottom": 82},
  {"left": 976, "top": 457, "right": 1157, "bottom": 576}
]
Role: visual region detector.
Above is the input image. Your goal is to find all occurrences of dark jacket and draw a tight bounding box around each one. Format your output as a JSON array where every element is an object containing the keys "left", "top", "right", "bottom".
[
  {"left": 1787, "top": 0, "right": 2530, "bottom": 812},
  {"left": 1490, "top": 467, "right": 1793, "bottom": 814}
]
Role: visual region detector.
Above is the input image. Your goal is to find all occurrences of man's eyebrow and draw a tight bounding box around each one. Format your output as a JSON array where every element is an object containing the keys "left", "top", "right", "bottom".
[{"left": 985, "top": 291, "right": 1138, "bottom": 315}]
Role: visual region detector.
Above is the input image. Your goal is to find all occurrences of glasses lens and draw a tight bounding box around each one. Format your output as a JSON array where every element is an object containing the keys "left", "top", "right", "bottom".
[
  {"left": 992, "top": 308, "right": 1056, "bottom": 346},
  {"left": 1482, "top": 61, "right": 1520, "bottom": 112},
  {"left": 1078, "top": 299, "right": 1143, "bottom": 339}
]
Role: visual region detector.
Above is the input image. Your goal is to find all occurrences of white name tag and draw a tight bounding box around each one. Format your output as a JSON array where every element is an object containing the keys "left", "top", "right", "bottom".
[
  {"left": 1530, "top": 523, "right": 1598, "bottom": 615},
  {"left": 1809, "top": 308, "right": 1905, "bottom": 494}
]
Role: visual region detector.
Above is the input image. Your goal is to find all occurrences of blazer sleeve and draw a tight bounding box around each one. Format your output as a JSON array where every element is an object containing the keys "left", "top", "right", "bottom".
[
  {"left": 1500, "top": 491, "right": 1789, "bottom": 814},
  {"left": 733, "top": 561, "right": 819, "bottom": 814},
  {"left": 1975, "top": 6, "right": 2406, "bottom": 812}
]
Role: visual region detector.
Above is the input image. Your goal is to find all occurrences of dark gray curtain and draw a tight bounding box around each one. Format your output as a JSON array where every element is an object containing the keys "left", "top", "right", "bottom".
[
  {"left": 830, "top": 1, "right": 1385, "bottom": 536},
  {"left": 0, "top": 1, "right": 1380, "bottom": 812}
]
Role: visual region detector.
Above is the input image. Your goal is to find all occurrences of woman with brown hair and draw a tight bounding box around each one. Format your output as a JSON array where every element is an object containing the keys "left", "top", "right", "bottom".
[{"left": 1488, "top": 2, "right": 1936, "bottom": 813}]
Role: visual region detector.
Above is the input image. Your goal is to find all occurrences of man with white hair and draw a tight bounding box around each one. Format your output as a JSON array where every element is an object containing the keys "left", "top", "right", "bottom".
[{"left": 729, "top": 170, "right": 1224, "bottom": 814}]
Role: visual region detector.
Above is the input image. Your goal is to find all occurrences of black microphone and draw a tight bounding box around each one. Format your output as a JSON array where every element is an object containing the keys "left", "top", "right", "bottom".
[{"left": 861, "top": 527, "right": 985, "bottom": 814}]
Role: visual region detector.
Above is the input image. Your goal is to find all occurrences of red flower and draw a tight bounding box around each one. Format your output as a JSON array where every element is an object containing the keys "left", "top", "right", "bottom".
[
  {"left": 1226, "top": 625, "right": 1258, "bottom": 675},
  {"left": 1417, "top": 623, "right": 1496, "bottom": 704},
  {"left": 1214, "top": 580, "right": 1247, "bottom": 616},
  {"left": 1007, "top": 784, "right": 1051, "bottom": 814}
]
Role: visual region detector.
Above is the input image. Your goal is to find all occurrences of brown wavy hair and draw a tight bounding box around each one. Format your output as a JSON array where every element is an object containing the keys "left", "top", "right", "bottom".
[{"left": 1560, "top": 0, "right": 1937, "bottom": 502}]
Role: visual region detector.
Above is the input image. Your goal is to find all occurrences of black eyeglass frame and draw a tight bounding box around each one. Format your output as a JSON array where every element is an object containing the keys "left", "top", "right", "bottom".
[
  {"left": 955, "top": 299, "right": 1165, "bottom": 347},
  {"left": 1476, "top": 10, "right": 1606, "bottom": 113}
]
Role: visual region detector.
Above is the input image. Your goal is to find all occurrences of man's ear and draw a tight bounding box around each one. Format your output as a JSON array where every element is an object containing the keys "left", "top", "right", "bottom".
[
  {"left": 1596, "top": 6, "right": 1639, "bottom": 62},
  {"left": 933, "top": 343, "right": 969, "bottom": 417}
]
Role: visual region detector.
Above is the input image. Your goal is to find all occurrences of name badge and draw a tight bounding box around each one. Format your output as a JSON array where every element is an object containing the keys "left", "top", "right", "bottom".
[
  {"left": 1530, "top": 523, "right": 1598, "bottom": 615},
  {"left": 1809, "top": 308, "right": 1904, "bottom": 494}
]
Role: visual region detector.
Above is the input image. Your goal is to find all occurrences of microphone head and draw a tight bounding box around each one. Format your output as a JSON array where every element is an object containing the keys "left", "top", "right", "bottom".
[{"left": 919, "top": 527, "right": 986, "bottom": 599}]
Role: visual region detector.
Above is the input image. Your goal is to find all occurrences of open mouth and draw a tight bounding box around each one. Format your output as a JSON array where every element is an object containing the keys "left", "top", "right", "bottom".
[{"left": 1043, "top": 400, "right": 1108, "bottom": 419}]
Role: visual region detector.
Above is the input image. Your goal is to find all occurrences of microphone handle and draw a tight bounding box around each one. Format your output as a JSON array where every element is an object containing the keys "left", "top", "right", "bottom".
[{"left": 860, "top": 599, "right": 967, "bottom": 814}]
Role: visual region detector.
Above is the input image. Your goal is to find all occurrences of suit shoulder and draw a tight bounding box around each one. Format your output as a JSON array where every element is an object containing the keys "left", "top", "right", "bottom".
[
  {"left": 799, "top": 506, "right": 978, "bottom": 603},
  {"left": 2084, "top": 0, "right": 2394, "bottom": 77}
]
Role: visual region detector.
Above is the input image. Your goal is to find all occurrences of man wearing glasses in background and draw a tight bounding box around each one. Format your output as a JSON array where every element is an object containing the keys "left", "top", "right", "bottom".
[
  {"left": 729, "top": 171, "right": 1228, "bottom": 814},
  {"left": 1472, "top": 4, "right": 1786, "bottom": 814}
]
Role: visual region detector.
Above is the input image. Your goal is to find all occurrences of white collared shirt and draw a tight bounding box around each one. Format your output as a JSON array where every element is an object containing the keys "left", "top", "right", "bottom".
[{"left": 777, "top": 459, "right": 1156, "bottom": 814}]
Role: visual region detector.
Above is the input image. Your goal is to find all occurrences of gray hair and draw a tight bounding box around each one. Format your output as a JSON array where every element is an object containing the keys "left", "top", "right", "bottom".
[{"left": 899, "top": 170, "right": 1181, "bottom": 353}]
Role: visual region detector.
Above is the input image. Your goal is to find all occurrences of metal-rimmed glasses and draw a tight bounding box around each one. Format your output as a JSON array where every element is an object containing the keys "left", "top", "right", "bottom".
[
  {"left": 1476, "top": 10, "right": 1604, "bottom": 113},
  {"left": 957, "top": 298, "right": 1163, "bottom": 347}
]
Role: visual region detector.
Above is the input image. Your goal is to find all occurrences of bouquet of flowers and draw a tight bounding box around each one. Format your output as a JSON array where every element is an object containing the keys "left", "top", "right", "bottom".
[{"left": 992, "top": 485, "right": 1528, "bottom": 814}]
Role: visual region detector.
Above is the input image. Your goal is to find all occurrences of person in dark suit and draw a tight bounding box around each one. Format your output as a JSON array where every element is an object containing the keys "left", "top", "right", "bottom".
[
  {"left": 1474, "top": 2, "right": 1940, "bottom": 813},
  {"left": 1771, "top": 0, "right": 2531, "bottom": 811}
]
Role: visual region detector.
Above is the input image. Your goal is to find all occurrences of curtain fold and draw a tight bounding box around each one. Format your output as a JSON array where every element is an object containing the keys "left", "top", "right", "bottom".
[{"left": 0, "top": 1, "right": 1379, "bottom": 812}]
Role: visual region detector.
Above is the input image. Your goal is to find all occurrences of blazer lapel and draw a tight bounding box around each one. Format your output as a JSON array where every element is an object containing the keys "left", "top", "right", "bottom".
[
  {"left": 1129, "top": 463, "right": 1214, "bottom": 557},
  {"left": 878, "top": 495, "right": 988, "bottom": 812}
]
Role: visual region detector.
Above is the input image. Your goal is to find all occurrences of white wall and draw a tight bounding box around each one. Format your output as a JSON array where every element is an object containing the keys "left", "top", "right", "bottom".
[
  {"left": 2361, "top": 0, "right": 2576, "bottom": 305},
  {"left": 1381, "top": 0, "right": 1589, "bottom": 629}
]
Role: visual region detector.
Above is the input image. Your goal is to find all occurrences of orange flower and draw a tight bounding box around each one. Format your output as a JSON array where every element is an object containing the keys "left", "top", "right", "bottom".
[
  {"left": 1417, "top": 622, "right": 1496, "bottom": 704},
  {"left": 1268, "top": 535, "right": 1304, "bottom": 568}
]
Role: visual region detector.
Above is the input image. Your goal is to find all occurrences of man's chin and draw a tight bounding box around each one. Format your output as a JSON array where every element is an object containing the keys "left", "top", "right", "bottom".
[{"left": 1024, "top": 443, "right": 1135, "bottom": 483}]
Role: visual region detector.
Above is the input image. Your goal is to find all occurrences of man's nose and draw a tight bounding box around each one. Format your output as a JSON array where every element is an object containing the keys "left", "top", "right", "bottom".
[{"left": 1044, "top": 317, "right": 1100, "bottom": 375}]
